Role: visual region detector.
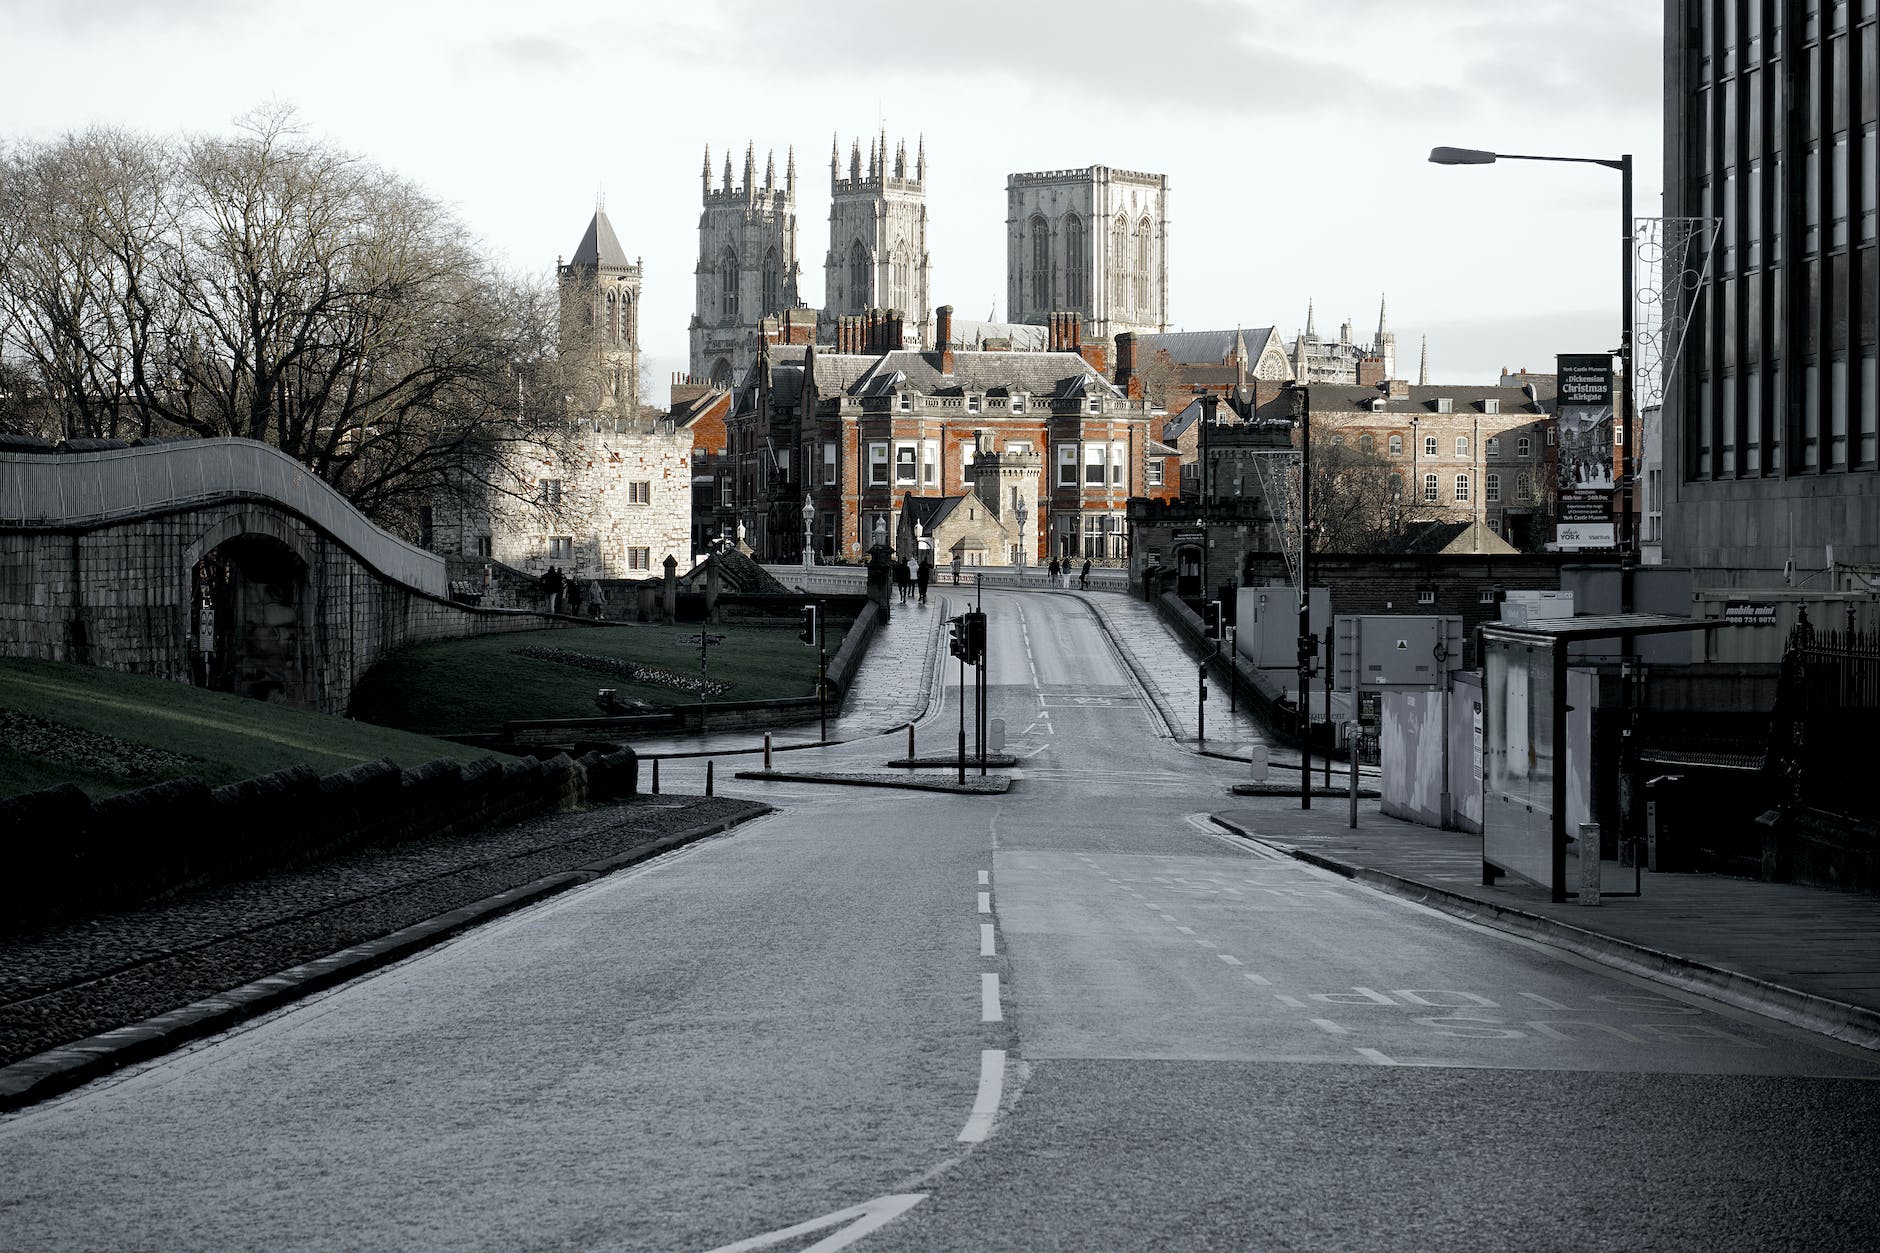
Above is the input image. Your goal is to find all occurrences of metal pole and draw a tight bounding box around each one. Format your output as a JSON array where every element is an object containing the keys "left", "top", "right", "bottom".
[
  {"left": 1298, "top": 387, "right": 1313, "bottom": 809},
  {"left": 1619, "top": 153, "right": 1636, "bottom": 595},
  {"left": 1348, "top": 724, "right": 1359, "bottom": 828},
  {"left": 957, "top": 649, "right": 967, "bottom": 785},
  {"left": 978, "top": 612, "right": 988, "bottom": 776},
  {"left": 1198, "top": 662, "right": 1207, "bottom": 746},
  {"left": 1228, "top": 625, "right": 1237, "bottom": 717},
  {"left": 818, "top": 597, "right": 828, "bottom": 741},
  {"left": 1324, "top": 623, "right": 1334, "bottom": 789}
]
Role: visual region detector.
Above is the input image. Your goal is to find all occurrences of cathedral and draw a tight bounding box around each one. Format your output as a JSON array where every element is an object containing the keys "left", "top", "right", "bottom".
[
  {"left": 689, "top": 144, "right": 801, "bottom": 388},
  {"left": 1289, "top": 297, "right": 1404, "bottom": 386}
]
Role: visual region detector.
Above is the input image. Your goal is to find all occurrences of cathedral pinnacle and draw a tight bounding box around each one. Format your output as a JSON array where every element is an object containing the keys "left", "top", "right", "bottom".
[
  {"left": 916, "top": 135, "right": 925, "bottom": 182},
  {"left": 787, "top": 145, "right": 797, "bottom": 195},
  {"left": 765, "top": 149, "right": 776, "bottom": 191},
  {"left": 722, "top": 152, "right": 733, "bottom": 194},
  {"left": 1376, "top": 293, "right": 1389, "bottom": 343},
  {"left": 1304, "top": 299, "right": 1317, "bottom": 339},
  {"left": 1419, "top": 335, "right": 1429, "bottom": 386},
  {"left": 743, "top": 143, "right": 755, "bottom": 196}
]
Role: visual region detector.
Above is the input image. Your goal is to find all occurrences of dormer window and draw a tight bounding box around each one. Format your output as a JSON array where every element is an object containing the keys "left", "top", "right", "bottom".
[
  {"left": 898, "top": 392, "right": 911, "bottom": 412},
  {"left": 1435, "top": 397, "right": 1454, "bottom": 414},
  {"left": 1483, "top": 398, "right": 1500, "bottom": 414},
  {"left": 1011, "top": 393, "right": 1026, "bottom": 413},
  {"left": 967, "top": 394, "right": 981, "bottom": 414}
]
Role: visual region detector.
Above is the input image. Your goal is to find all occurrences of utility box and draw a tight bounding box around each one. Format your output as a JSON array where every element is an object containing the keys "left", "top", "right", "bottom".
[
  {"left": 1333, "top": 615, "right": 1465, "bottom": 691},
  {"left": 1236, "top": 585, "right": 1329, "bottom": 670},
  {"left": 1501, "top": 589, "right": 1574, "bottom": 626}
]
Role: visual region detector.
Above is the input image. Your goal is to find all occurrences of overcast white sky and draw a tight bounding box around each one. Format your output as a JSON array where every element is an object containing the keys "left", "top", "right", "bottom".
[{"left": 4, "top": 0, "right": 1663, "bottom": 405}]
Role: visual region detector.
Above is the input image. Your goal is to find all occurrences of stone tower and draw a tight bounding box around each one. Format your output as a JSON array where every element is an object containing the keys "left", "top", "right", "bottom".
[
  {"left": 1006, "top": 166, "right": 1168, "bottom": 342},
  {"left": 558, "top": 204, "right": 642, "bottom": 417},
  {"left": 825, "top": 131, "right": 930, "bottom": 348},
  {"left": 690, "top": 142, "right": 801, "bottom": 387}
]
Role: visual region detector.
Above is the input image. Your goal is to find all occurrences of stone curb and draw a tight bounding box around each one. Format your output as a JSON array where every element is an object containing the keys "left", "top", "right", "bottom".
[
  {"left": 0, "top": 805, "right": 772, "bottom": 1113},
  {"left": 885, "top": 754, "right": 1019, "bottom": 768},
  {"left": 1211, "top": 816, "right": 1880, "bottom": 1054},
  {"left": 1073, "top": 593, "right": 1184, "bottom": 740},
  {"left": 733, "top": 769, "right": 1010, "bottom": 795},
  {"left": 1228, "top": 782, "right": 1382, "bottom": 799}
]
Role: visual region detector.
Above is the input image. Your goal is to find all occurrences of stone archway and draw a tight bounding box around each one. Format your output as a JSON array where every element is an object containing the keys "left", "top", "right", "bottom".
[{"left": 188, "top": 531, "right": 310, "bottom": 705}]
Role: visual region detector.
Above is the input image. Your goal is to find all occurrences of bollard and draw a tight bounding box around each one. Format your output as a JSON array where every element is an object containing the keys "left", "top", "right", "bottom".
[
  {"left": 1578, "top": 821, "right": 1601, "bottom": 905},
  {"left": 764, "top": 732, "right": 772, "bottom": 770},
  {"left": 652, "top": 757, "right": 661, "bottom": 794},
  {"left": 706, "top": 760, "right": 715, "bottom": 796},
  {"left": 1249, "top": 743, "right": 1269, "bottom": 782},
  {"left": 908, "top": 722, "right": 916, "bottom": 761},
  {"left": 1347, "top": 723, "right": 1360, "bottom": 829}
]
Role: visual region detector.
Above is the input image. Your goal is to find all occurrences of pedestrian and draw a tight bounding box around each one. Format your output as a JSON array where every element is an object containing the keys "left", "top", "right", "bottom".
[
  {"left": 541, "top": 565, "right": 564, "bottom": 614},
  {"left": 895, "top": 555, "right": 912, "bottom": 603},
  {"left": 950, "top": 553, "right": 963, "bottom": 586},
  {"left": 916, "top": 556, "right": 932, "bottom": 604},
  {"left": 1080, "top": 558, "right": 1091, "bottom": 590},
  {"left": 1048, "top": 556, "right": 1060, "bottom": 587},
  {"left": 588, "top": 579, "right": 606, "bottom": 620}
]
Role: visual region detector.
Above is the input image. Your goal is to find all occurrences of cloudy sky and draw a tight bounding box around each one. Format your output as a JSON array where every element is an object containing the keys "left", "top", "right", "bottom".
[{"left": 4, "top": 0, "right": 1662, "bottom": 404}]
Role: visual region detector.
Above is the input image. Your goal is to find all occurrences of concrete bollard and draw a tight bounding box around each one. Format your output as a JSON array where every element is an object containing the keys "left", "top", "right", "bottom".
[
  {"left": 706, "top": 760, "right": 715, "bottom": 796},
  {"left": 764, "top": 732, "right": 772, "bottom": 769},
  {"left": 652, "top": 758, "right": 661, "bottom": 794},
  {"left": 989, "top": 718, "right": 1006, "bottom": 754},
  {"left": 908, "top": 722, "right": 916, "bottom": 760},
  {"left": 1249, "top": 744, "right": 1269, "bottom": 782}
]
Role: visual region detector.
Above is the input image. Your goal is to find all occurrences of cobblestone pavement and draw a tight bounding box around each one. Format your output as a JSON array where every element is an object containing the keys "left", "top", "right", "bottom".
[{"left": 0, "top": 794, "right": 765, "bottom": 1071}]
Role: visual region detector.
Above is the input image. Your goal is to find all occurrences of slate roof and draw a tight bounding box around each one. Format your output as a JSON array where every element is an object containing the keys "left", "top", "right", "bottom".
[
  {"left": 1310, "top": 381, "right": 1557, "bottom": 416},
  {"left": 900, "top": 493, "right": 970, "bottom": 531},
  {"left": 568, "top": 210, "right": 633, "bottom": 270},
  {"left": 1136, "top": 330, "right": 1244, "bottom": 366}
]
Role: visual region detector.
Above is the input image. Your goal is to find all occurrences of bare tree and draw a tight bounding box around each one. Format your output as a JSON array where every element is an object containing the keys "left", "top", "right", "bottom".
[{"left": 0, "top": 107, "right": 575, "bottom": 532}]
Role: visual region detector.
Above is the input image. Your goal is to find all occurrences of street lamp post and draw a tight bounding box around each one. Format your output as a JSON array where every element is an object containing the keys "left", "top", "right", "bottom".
[
  {"left": 1014, "top": 496, "right": 1029, "bottom": 573},
  {"left": 1428, "top": 145, "right": 1636, "bottom": 596},
  {"left": 801, "top": 497, "right": 815, "bottom": 573}
]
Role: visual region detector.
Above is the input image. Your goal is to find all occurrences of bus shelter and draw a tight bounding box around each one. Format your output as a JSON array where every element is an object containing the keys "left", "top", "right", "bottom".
[{"left": 1479, "top": 613, "right": 1731, "bottom": 903}]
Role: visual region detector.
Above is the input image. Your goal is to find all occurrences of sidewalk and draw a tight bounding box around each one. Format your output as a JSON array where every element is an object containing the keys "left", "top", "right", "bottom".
[{"left": 1212, "top": 795, "right": 1880, "bottom": 1050}]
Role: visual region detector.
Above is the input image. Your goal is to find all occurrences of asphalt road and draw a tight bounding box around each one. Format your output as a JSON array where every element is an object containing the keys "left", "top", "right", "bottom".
[{"left": 2, "top": 590, "right": 1875, "bottom": 1251}]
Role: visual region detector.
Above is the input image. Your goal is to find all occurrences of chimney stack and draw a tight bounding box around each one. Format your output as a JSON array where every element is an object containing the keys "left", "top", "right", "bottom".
[
  {"left": 1115, "top": 333, "right": 1140, "bottom": 399},
  {"left": 1357, "top": 355, "right": 1386, "bottom": 388},
  {"left": 936, "top": 304, "right": 955, "bottom": 375}
]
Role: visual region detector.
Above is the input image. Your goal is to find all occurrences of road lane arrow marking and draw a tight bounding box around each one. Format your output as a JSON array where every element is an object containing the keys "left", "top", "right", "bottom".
[{"left": 704, "top": 1193, "right": 928, "bottom": 1253}]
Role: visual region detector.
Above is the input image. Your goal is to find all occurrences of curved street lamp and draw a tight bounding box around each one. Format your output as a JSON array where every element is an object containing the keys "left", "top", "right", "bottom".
[{"left": 1429, "top": 145, "right": 1635, "bottom": 584}]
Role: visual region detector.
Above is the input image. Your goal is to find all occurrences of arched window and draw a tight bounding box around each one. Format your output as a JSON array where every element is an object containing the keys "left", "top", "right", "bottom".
[
  {"left": 762, "top": 247, "right": 780, "bottom": 314},
  {"left": 720, "top": 248, "right": 738, "bottom": 321},
  {"left": 1454, "top": 474, "right": 1470, "bottom": 502},
  {"left": 848, "top": 240, "right": 869, "bottom": 307},
  {"left": 621, "top": 291, "right": 635, "bottom": 346},
  {"left": 1359, "top": 434, "right": 1374, "bottom": 456},
  {"left": 1136, "top": 217, "right": 1153, "bottom": 310},
  {"left": 1064, "top": 214, "right": 1085, "bottom": 307},
  {"left": 1423, "top": 473, "right": 1439, "bottom": 502},
  {"left": 710, "top": 357, "right": 733, "bottom": 387},
  {"left": 891, "top": 247, "right": 910, "bottom": 313},
  {"left": 606, "top": 290, "right": 618, "bottom": 344},
  {"left": 1389, "top": 433, "right": 1403, "bottom": 456},
  {"left": 1111, "top": 214, "right": 1128, "bottom": 307},
  {"left": 1030, "top": 215, "right": 1050, "bottom": 309}
]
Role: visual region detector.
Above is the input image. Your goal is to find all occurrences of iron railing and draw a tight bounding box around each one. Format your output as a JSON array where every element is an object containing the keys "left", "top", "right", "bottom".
[{"left": 1771, "top": 611, "right": 1880, "bottom": 820}]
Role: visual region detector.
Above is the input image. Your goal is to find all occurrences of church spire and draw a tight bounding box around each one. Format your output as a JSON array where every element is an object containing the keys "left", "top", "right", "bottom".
[
  {"left": 702, "top": 144, "right": 711, "bottom": 198},
  {"left": 1304, "top": 299, "right": 1317, "bottom": 338},
  {"left": 1418, "top": 335, "right": 1429, "bottom": 386},
  {"left": 1376, "top": 293, "right": 1389, "bottom": 347}
]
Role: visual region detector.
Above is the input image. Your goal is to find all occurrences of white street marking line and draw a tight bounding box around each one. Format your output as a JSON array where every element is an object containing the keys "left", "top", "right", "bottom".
[
  {"left": 705, "top": 1192, "right": 928, "bottom": 1253},
  {"left": 1275, "top": 994, "right": 1308, "bottom": 1007},
  {"left": 981, "top": 972, "right": 1002, "bottom": 1022},
  {"left": 1218, "top": 954, "right": 1243, "bottom": 966},
  {"left": 1356, "top": 1048, "right": 1400, "bottom": 1066},
  {"left": 1244, "top": 973, "right": 1272, "bottom": 985},
  {"left": 977, "top": 891, "right": 991, "bottom": 914},
  {"left": 1520, "top": 992, "right": 1571, "bottom": 1010},
  {"left": 957, "top": 1049, "right": 1006, "bottom": 1143},
  {"left": 978, "top": 870, "right": 990, "bottom": 885},
  {"left": 1193, "top": 939, "right": 1215, "bottom": 949},
  {"left": 980, "top": 923, "right": 996, "bottom": 957},
  {"left": 1175, "top": 925, "right": 1195, "bottom": 935},
  {"left": 1310, "top": 1018, "right": 1349, "bottom": 1036}
]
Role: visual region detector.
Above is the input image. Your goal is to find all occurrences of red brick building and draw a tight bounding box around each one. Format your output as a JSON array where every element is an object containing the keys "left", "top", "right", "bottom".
[{"left": 725, "top": 306, "right": 1159, "bottom": 565}]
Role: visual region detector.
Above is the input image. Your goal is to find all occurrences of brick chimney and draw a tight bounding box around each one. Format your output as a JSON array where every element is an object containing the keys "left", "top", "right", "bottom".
[
  {"left": 1357, "top": 355, "right": 1386, "bottom": 388},
  {"left": 879, "top": 309, "right": 904, "bottom": 353},
  {"left": 1046, "top": 312, "right": 1063, "bottom": 353},
  {"left": 1079, "top": 339, "right": 1107, "bottom": 375},
  {"left": 936, "top": 304, "right": 955, "bottom": 375}
]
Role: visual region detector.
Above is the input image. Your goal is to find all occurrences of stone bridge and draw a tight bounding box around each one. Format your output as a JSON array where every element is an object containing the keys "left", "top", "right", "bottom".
[{"left": 1, "top": 438, "right": 562, "bottom": 715}]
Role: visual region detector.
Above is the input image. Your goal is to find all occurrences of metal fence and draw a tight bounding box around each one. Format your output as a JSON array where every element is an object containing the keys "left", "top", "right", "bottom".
[{"left": 1771, "top": 613, "right": 1880, "bottom": 820}]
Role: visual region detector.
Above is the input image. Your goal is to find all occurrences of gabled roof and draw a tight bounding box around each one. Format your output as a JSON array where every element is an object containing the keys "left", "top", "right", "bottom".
[
  {"left": 1137, "top": 330, "right": 1244, "bottom": 366},
  {"left": 846, "top": 349, "right": 1124, "bottom": 400},
  {"left": 1310, "top": 381, "right": 1557, "bottom": 416},
  {"left": 1386, "top": 519, "right": 1520, "bottom": 556},
  {"left": 569, "top": 210, "right": 632, "bottom": 270}
]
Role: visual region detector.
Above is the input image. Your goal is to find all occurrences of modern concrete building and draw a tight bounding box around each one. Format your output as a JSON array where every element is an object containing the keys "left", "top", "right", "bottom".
[{"left": 1662, "top": 0, "right": 1877, "bottom": 596}]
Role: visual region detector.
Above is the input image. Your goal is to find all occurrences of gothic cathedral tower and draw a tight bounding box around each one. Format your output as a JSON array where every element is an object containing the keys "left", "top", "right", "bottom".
[
  {"left": 558, "top": 204, "right": 642, "bottom": 418},
  {"left": 690, "top": 143, "right": 801, "bottom": 388},
  {"left": 825, "top": 131, "right": 931, "bottom": 348},
  {"left": 1007, "top": 166, "right": 1168, "bottom": 343}
]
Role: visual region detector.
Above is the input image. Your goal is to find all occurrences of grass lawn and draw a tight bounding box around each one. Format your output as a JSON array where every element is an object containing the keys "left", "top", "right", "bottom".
[
  {"left": 0, "top": 657, "right": 507, "bottom": 800},
  {"left": 348, "top": 621, "right": 829, "bottom": 736}
]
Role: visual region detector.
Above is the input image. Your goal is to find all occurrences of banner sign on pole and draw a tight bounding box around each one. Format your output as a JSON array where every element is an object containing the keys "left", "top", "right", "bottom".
[{"left": 1555, "top": 354, "right": 1615, "bottom": 550}]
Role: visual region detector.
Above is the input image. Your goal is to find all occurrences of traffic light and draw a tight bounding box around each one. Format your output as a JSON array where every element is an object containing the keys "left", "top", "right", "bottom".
[
  {"left": 965, "top": 611, "right": 986, "bottom": 665},
  {"left": 1205, "top": 600, "right": 1224, "bottom": 640},
  {"left": 948, "top": 615, "right": 969, "bottom": 661},
  {"left": 798, "top": 604, "right": 818, "bottom": 646}
]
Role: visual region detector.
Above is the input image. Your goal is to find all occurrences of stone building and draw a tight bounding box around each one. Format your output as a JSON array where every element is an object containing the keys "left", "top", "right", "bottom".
[
  {"left": 431, "top": 208, "right": 693, "bottom": 583},
  {"left": 1130, "top": 327, "right": 1295, "bottom": 411},
  {"left": 1007, "top": 166, "right": 1169, "bottom": 342},
  {"left": 825, "top": 133, "right": 930, "bottom": 348},
  {"left": 689, "top": 143, "right": 802, "bottom": 387},
  {"left": 724, "top": 306, "right": 1156, "bottom": 567}
]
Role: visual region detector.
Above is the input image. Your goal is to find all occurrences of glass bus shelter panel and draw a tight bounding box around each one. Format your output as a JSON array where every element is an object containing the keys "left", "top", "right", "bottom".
[{"left": 1483, "top": 639, "right": 1554, "bottom": 890}]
